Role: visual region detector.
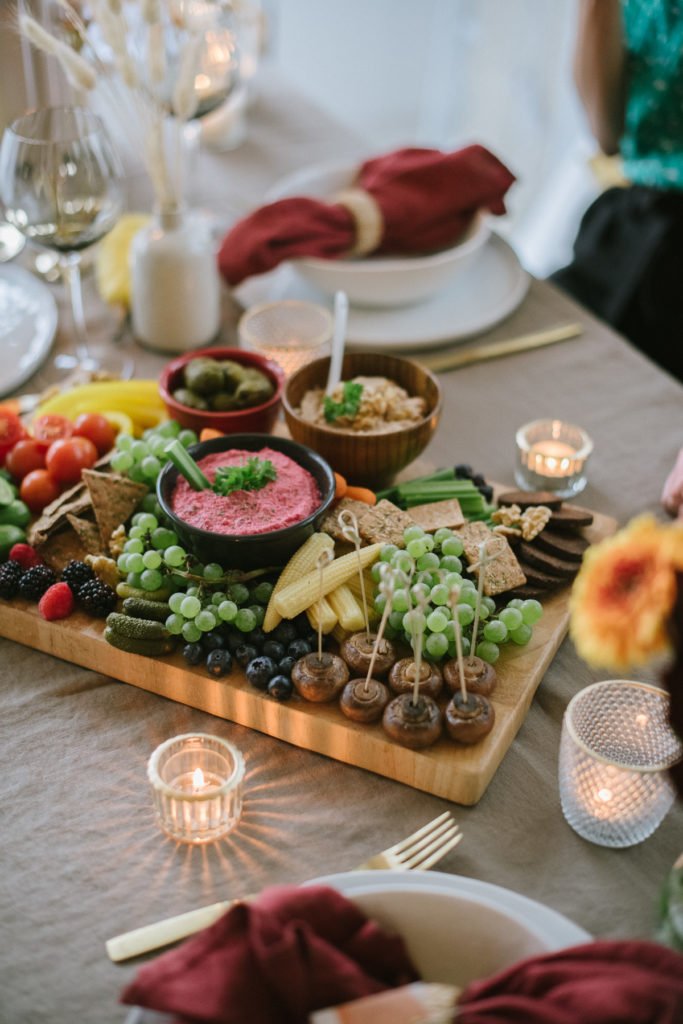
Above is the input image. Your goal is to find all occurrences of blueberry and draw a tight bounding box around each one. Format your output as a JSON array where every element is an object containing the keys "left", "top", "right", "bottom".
[
  {"left": 262, "top": 639, "right": 286, "bottom": 661},
  {"left": 272, "top": 620, "right": 297, "bottom": 646},
  {"left": 454, "top": 464, "right": 473, "bottom": 479},
  {"left": 202, "top": 630, "right": 226, "bottom": 651},
  {"left": 288, "top": 638, "right": 312, "bottom": 659},
  {"left": 278, "top": 655, "right": 296, "bottom": 678},
  {"left": 234, "top": 643, "right": 259, "bottom": 667},
  {"left": 182, "top": 642, "right": 204, "bottom": 666},
  {"left": 267, "top": 675, "right": 294, "bottom": 701},
  {"left": 471, "top": 473, "right": 487, "bottom": 488},
  {"left": 245, "top": 655, "right": 277, "bottom": 690},
  {"left": 206, "top": 649, "right": 233, "bottom": 677},
  {"left": 225, "top": 628, "right": 245, "bottom": 653},
  {"left": 246, "top": 626, "right": 266, "bottom": 649}
]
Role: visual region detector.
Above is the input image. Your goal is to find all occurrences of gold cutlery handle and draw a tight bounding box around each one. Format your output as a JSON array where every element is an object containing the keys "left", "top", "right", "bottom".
[
  {"left": 419, "top": 322, "right": 583, "bottom": 373},
  {"left": 106, "top": 899, "right": 234, "bottom": 963}
]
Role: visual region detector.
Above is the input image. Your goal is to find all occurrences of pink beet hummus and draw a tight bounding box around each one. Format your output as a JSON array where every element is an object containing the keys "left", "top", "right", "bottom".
[{"left": 171, "top": 447, "right": 321, "bottom": 535}]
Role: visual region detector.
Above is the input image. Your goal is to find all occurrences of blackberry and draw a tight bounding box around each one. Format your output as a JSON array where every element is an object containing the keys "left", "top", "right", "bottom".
[
  {"left": 18, "top": 565, "right": 56, "bottom": 601},
  {"left": 61, "top": 560, "right": 95, "bottom": 595},
  {"left": 0, "top": 560, "right": 23, "bottom": 600},
  {"left": 78, "top": 579, "right": 117, "bottom": 617}
]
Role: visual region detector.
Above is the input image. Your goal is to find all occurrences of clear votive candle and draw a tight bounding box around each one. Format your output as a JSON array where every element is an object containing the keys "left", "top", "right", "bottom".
[
  {"left": 515, "top": 419, "right": 593, "bottom": 497},
  {"left": 559, "top": 681, "right": 682, "bottom": 848},
  {"left": 238, "top": 299, "right": 333, "bottom": 376},
  {"left": 148, "top": 733, "right": 244, "bottom": 844}
]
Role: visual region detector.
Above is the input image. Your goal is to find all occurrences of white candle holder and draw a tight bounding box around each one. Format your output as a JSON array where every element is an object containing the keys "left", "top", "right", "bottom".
[
  {"left": 559, "top": 681, "right": 682, "bottom": 848},
  {"left": 238, "top": 300, "right": 333, "bottom": 377},
  {"left": 515, "top": 419, "right": 593, "bottom": 498},
  {"left": 148, "top": 733, "right": 244, "bottom": 845}
]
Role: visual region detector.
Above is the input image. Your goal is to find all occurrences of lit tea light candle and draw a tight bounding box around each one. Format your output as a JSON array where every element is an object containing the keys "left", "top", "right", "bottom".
[
  {"left": 559, "top": 681, "right": 682, "bottom": 848},
  {"left": 515, "top": 419, "right": 593, "bottom": 497},
  {"left": 148, "top": 733, "right": 244, "bottom": 845}
]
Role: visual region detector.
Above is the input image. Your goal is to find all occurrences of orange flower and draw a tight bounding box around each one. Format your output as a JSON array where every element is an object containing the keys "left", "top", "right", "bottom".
[{"left": 570, "top": 516, "right": 683, "bottom": 670}]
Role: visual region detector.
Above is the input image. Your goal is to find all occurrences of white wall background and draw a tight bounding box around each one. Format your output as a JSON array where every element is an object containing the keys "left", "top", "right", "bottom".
[{"left": 266, "top": 0, "right": 602, "bottom": 276}]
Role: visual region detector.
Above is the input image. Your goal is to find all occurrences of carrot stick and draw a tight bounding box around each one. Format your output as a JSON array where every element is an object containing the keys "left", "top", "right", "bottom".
[
  {"left": 199, "top": 428, "right": 224, "bottom": 442},
  {"left": 334, "top": 472, "right": 348, "bottom": 501},
  {"left": 345, "top": 485, "right": 376, "bottom": 505}
]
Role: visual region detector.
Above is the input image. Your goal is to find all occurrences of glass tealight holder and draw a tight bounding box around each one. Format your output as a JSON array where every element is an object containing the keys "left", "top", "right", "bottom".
[
  {"left": 147, "top": 733, "right": 244, "bottom": 845},
  {"left": 515, "top": 419, "right": 593, "bottom": 498},
  {"left": 559, "top": 681, "right": 682, "bottom": 848},
  {"left": 238, "top": 299, "right": 333, "bottom": 377}
]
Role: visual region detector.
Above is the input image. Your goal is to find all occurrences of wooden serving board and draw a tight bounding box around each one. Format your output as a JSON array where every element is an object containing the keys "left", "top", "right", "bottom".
[{"left": 0, "top": 509, "right": 616, "bottom": 805}]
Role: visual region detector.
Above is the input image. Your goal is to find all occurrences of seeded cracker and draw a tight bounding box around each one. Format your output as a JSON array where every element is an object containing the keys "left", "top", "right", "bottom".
[
  {"left": 319, "top": 497, "right": 373, "bottom": 542},
  {"left": 458, "top": 521, "right": 526, "bottom": 595},
  {"left": 357, "top": 499, "right": 416, "bottom": 548},
  {"left": 409, "top": 498, "right": 465, "bottom": 531}
]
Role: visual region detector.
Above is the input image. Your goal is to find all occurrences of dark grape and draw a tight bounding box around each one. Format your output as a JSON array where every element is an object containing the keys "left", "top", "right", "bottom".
[
  {"left": 454, "top": 464, "right": 473, "bottom": 478},
  {"left": 262, "top": 639, "right": 285, "bottom": 662},
  {"left": 246, "top": 627, "right": 266, "bottom": 649},
  {"left": 267, "top": 675, "right": 293, "bottom": 701},
  {"left": 288, "top": 638, "right": 313, "bottom": 659},
  {"left": 272, "top": 620, "right": 297, "bottom": 646},
  {"left": 182, "top": 642, "right": 204, "bottom": 666},
  {"left": 202, "top": 631, "right": 226, "bottom": 651},
  {"left": 278, "top": 655, "right": 296, "bottom": 678},
  {"left": 234, "top": 643, "right": 259, "bottom": 667},
  {"left": 206, "top": 649, "right": 233, "bottom": 677},
  {"left": 245, "top": 656, "right": 277, "bottom": 690}
]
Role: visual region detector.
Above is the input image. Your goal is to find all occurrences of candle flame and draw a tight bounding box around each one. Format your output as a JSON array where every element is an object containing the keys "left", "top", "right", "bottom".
[
  {"left": 597, "top": 787, "right": 613, "bottom": 803},
  {"left": 192, "top": 767, "right": 205, "bottom": 790}
]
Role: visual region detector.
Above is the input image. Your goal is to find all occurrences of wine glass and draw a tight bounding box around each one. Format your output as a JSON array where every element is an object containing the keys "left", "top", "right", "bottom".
[{"left": 0, "top": 105, "right": 132, "bottom": 377}]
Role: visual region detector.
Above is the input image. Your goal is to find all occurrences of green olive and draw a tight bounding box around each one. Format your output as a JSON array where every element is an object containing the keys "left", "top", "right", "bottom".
[
  {"left": 184, "top": 358, "right": 225, "bottom": 395},
  {"left": 172, "top": 387, "right": 209, "bottom": 410}
]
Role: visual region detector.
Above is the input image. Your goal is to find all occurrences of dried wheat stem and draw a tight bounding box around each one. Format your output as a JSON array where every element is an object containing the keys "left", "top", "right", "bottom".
[{"left": 19, "top": 14, "right": 96, "bottom": 91}]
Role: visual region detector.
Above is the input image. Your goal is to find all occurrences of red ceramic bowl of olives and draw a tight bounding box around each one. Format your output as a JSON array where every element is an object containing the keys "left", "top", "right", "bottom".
[{"left": 159, "top": 347, "right": 285, "bottom": 434}]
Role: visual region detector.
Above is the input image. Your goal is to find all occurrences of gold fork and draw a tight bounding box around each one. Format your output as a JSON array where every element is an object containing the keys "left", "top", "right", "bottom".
[{"left": 106, "top": 812, "right": 462, "bottom": 963}]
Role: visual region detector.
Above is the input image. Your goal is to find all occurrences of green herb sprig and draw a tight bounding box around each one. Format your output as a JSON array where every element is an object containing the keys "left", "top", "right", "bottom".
[
  {"left": 213, "top": 457, "right": 277, "bottom": 496},
  {"left": 323, "top": 381, "right": 364, "bottom": 423}
]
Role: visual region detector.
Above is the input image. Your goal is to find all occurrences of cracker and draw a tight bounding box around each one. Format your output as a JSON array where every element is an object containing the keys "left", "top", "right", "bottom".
[
  {"left": 408, "top": 498, "right": 465, "bottom": 532},
  {"left": 457, "top": 521, "right": 526, "bottom": 596},
  {"left": 67, "top": 514, "right": 104, "bottom": 555},
  {"left": 82, "top": 470, "right": 147, "bottom": 547},
  {"left": 319, "top": 498, "right": 373, "bottom": 542},
  {"left": 36, "top": 528, "right": 89, "bottom": 573},
  {"left": 356, "top": 499, "right": 416, "bottom": 548}
]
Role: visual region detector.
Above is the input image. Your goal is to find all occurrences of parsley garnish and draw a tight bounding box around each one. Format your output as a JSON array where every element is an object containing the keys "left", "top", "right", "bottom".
[
  {"left": 323, "top": 381, "right": 364, "bottom": 423},
  {"left": 213, "top": 457, "right": 277, "bottom": 496}
]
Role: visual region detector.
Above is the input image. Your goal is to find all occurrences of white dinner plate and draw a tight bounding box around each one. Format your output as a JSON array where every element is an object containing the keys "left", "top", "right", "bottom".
[
  {"left": 0, "top": 264, "right": 58, "bottom": 397},
  {"left": 235, "top": 233, "right": 529, "bottom": 350}
]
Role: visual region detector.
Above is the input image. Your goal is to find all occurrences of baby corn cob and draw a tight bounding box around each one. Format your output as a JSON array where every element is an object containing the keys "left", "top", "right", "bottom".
[
  {"left": 327, "top": 584, "right": 366, "bottom": 633},
  {"left": 263, "top": 533, "right": 334, "bottom": 632},
  {"left": 306, "top": 595, "right": 338, "bottom": 635},
  {"left": 274, "top": 544, "right": 382, "bottom": 621}
]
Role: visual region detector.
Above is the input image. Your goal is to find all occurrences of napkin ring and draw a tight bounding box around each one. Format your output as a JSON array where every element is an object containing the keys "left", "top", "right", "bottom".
[{"left": 334, "top": 188, "right": 384, "bottom": 257}]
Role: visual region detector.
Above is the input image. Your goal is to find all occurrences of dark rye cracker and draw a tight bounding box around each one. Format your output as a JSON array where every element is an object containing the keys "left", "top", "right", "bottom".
[
  {"left": 357, "top": 499, "right": 416, "bottom": 548},
  {"left": 534, "top": 528, "right": 589, "bottom": 562},
  {"left": 457, "top": 521, "right": 526, "bottom": 596},
  {"left": 549, "top": 504, "right": 594, "bottom": 531},
  {"left": 82, "top": 470, "right": 147, "bottom": 548},
  {"left": 497, "top": 490, "right": 563, "bottom": 511},
  {"left": 516, "top": 561, "right": 567, "bottom": 590},
  {"left": 518, "top": 541, "right": 580, "bottom": 579}
]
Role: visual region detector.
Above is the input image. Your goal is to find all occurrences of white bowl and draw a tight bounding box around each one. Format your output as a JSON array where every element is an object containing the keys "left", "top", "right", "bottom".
[{"left": 266, "top": 161, "right": 491, "bottom": 308}]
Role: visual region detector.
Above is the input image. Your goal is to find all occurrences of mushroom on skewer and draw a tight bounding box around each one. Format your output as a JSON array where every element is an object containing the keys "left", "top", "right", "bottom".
[
  {"left": 341, "top": 630, "right": 397, "bottom": 679},
  {"left": 292, "top": 549, "right": 349, "bottom": 702},
  {"left": 340, "top": 564, "right": 400, "bottom": 724},
  {"left": 382, "top": 576, "right": 442, "bottom": 749},
  {"left": 389, "top": 657, "right": 443, "bottom": 699},
  {"left": 443, "top": 655, "right": 496, "bottom": 697},
  {"left": 443, "top": 576, "right": 495, "bottom": 746}
]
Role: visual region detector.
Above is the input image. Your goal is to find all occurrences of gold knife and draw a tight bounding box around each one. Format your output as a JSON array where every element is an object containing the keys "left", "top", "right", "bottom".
[{"left": 417, "top": 322, "right": 583, "bottom": 373}]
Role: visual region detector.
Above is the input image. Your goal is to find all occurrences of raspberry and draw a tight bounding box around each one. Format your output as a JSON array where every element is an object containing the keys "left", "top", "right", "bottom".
[
  {"left": 9, "top": 543, "right": 43, "bottom": 570},
  {"left": 38, "top": 582, "right": 75, "bottom": 621}
]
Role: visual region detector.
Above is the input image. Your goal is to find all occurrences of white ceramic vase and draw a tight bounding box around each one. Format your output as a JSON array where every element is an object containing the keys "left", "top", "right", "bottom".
[{"left": 130, "top": 206, "right": 220, "bottom": 353}]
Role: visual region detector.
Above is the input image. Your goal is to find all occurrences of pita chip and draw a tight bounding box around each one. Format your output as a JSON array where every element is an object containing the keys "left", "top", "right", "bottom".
[
  {"left": 82, "top": 470, "right": 147, "bottom": 547},
  {"left": 67, "top": 514, "right": 104, "bottom": 555}
]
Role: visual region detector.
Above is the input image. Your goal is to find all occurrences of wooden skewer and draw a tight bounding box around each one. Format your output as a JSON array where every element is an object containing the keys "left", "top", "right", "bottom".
[
  {"left": 418, "top": 322, "right": 583, "bottom": 374},
  {"left": 339, "top": 509, "right": 370, "bottom": 634},
  {"left": 316, "top": 549, "right": 333, "bottom": 661},
  {"left": 363, "top": 567, "right": 398, "bottom": 694},
  {"left": 448, "top": 585, "right": 468, "bottom": 703}
]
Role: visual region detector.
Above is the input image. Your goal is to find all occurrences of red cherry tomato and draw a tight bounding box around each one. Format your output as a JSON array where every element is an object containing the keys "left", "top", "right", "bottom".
[
  {"left": 73, "top": 412, "right": 116, "bottom": 456},
  {"left": 0, "top": 408, "right": 27, "bottom": 464},
  {"left": 20, "top": 469, "right": 61, "bottom": 513},
  {"left": 32, "top": 414, "right": 74, "bottom": 451},
  {"left": 5, "top": 439, "right": 47, "bottom": 480},
  {"left": 45, "top": 436, "right": 98, "bottom": 485}
]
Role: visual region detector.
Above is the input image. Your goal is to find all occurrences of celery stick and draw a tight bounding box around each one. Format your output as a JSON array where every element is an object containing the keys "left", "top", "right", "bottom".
[{"left": 165, "top": 440, "right": 211, "bottom": 491}]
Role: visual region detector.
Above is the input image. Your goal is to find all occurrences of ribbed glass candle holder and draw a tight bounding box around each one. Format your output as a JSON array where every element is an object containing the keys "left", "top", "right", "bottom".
[
  {"left": 148, "top": 733, "right": 244, "bottom": 844},
  {"left": 515, "top": 419, "right": 593, "bottom": 497},
  {"left": 559, "top": 681, "right": 682, "bottom": 848}
]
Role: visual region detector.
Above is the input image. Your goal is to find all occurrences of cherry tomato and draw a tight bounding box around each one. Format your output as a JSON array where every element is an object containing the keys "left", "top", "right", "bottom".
[
  {"left": 73, "top": 413, "right": 116, "bottom": 456},
  {"left": 20, "top": 469, "right": 61, "bottom": 513},
  {"left": 45, "top": 436, "right": 98, "bottom": 485},
  {"left": 0, "top": 408, "right": 27, "bottom": 464},
  {"left": 32, "top": 414, "right": 74, "bottom": 451},
  {"left": 5, "top": 439, "right": 47, "bottom": 480}
]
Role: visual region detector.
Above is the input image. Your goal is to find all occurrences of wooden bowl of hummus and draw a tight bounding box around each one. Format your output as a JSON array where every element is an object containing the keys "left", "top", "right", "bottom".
[
  {"left": 156, "top": 434, "right": 336, "bottom": 568},
  {"left": 283, "top": 352, "right": 442, "bottom": 485}
]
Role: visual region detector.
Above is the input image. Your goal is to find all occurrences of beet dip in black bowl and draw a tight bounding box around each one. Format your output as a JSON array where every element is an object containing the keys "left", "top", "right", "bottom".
[{"left": 156, "top": 433, "right": 336, "bottom": 569}]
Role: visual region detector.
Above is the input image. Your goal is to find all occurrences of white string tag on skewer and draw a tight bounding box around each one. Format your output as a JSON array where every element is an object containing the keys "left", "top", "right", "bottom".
[
  {"left": 448, "top": 584, "right": 468, "bottom": 703},
  {"left": 409, "top": 572, "right": 431, "bottom": 707},
  {"left": 467, "top": 538, "right": 503, "bottom": 659},
  {"left": 316, "top": 548, "right": 333, "bottom": 662},
  {"left": 339, "top": 509, "right": 370, "bottom": 635}
]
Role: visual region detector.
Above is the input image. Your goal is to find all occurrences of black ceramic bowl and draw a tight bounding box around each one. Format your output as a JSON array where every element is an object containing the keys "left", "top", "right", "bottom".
[{"left": 156, "top": 433, "right": 336, "bottom": 569}]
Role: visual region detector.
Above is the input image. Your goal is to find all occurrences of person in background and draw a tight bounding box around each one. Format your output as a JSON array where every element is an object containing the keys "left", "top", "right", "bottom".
[{"left": 553, "top": 0, "right": 683, "bottom": 381}]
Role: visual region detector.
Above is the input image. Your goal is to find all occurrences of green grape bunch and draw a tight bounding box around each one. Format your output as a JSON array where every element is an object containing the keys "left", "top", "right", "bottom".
[{"left": 372, "top": 523, "right": 544, "bottom": 665}]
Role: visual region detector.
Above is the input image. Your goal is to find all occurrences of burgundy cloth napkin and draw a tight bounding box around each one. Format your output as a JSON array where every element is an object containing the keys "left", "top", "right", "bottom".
[
  {"left": 218, "top": 145, "right": 515, "bottom": 285},
  {"left": 120, "top": 884, "right": 419, "bottom": 1024},
  {"left": 456, "top": 940, "right": 683, "bottom": 1024}
]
